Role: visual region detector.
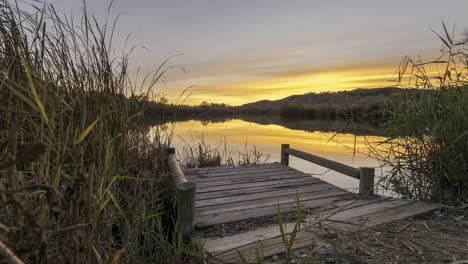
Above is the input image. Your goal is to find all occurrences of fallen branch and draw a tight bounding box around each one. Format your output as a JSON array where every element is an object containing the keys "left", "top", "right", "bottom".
[{"left": 0, "top": 239, "right": 23, "bottom": 264}]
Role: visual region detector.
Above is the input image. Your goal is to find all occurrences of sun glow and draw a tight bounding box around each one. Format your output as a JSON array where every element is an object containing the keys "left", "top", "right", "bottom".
[{"left": 172, "top": 66, "right": 397, "bottom": 106}]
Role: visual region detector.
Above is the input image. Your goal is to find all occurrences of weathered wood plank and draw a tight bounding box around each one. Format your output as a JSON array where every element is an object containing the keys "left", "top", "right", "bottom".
[
  {"left": 197, "top": 189, "right": 349, "bottom": 216},
  {"left": 310, "top": 196, "right": 389, "bottom": 215},
  {"left": 197, "top": 177, "right": 320, "bottom": 193},
  {"left": 197, "top": 194, "right": 352, "bottom": 226},
  {"left": 347, "top": 201, "right": 438, "bottom": 227},
  {"left": 185, "top": 163, "right": 283, "bottom": 175},
  {"left": 203, "top": 198, "right": 384, "bottom": 253},
  {"left": 210, "top": 227, "right": 322, "bottom": 263},
  {"left": 205, "top": 221, "right": 299, "bottom": 258},
  {"left": 197, "top": 182, "right": 341, "bottom": 208},
  {"left": 186, "top": 169, "right": 305, "bottom": 184},
  {"left": 202, "top": 199, "right": 386, "bottom": 255},
  {"left": 326, "top": 199, "right": 414, "bottom": 222},
  {"left": 186, "top": 166, "right": 295, "bottom": 179},
  {"left": 194, "top": 173, "right": 311, "bottom": 188},
  {"left": 205, "top": 200, "right": 438, "bottom": 263},
  {"left": 185, "top": 163, "right": 278, "bottom": 172},
  {"left": 196, "top": 180, "right": 328, "bottom": 200},
  {"left": 286, "top": 147, "right": 360, "bottom": 179}
]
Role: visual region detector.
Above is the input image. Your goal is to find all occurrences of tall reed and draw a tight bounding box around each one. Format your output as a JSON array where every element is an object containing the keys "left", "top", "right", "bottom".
[
  {"left": 373, "top": 23, "right": 468, "bottom": 203},
  {"left": 0, "top": 1, "right": 198, "bottom": 262}
]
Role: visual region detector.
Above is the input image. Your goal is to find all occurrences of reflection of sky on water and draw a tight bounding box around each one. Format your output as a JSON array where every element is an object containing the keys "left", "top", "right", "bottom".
[{"left": 158, "top": 119, "right": 393, "bottom": 195}]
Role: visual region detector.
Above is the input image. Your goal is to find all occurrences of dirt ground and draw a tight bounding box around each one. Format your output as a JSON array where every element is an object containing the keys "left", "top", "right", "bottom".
[
  {"left": 203, "top": 206, "right": 467, "bottom": 264},
  {"left": 291, "top": 207, "right": 468, "bottom": 264}
]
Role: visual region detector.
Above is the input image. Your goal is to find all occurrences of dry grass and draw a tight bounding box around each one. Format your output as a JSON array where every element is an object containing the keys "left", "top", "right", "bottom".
[
  {"left": 371, "top": 23, "right": 468, "bottom": 204},
  {"left": 0, "top": 1, "right": 201, "bottom": 263}
]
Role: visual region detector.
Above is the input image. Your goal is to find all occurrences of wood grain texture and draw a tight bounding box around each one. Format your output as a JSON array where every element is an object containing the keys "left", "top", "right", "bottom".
[
  {"left": 196, "top": 193, "right": 352, "bottom": 226},
  {"left": 186, "top": 162, "right": 438, "bottom": 262},
  {"left": 286, "top": 147, "right": 360, "bottom": 178},
  {"left": 196, "top": 182, "right": 341, "bottom": 207},
  {"left": 205, "top": 199, "right": 438, "bottom": 263},
  {"left": 196, "top": 177, "right": 320, "bottom": 193},
  {"left": 196, "top": 180, "right": 327, "bottom": 200},
  {"left": 186, "top": 169, "right": 305, "bottom": 184}
]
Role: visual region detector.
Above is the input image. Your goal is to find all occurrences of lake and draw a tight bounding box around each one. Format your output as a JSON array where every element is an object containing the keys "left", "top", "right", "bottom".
[{"left": 160, "top": 119, "right": 390, "bottom": 194}]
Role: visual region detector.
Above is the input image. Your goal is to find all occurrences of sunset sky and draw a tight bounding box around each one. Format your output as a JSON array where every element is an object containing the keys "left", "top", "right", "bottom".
[{"left": 50, "top": 0, "right": 468, "bottom": 105}]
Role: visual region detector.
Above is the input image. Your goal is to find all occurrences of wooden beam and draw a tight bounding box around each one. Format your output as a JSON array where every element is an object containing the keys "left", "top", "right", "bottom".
[
  {"left": 166, "top": 148, "right": 187, "bottom": 187},
  {"left": 281, "top": 144, "right": 290, "bottom": 166},
  {"left": 359, "top": 167, "right": 375, "bottom": 196},
  {"left": 176, "top": 182, "right": 196, "bottom": 236},
  {"left": 285, "top": 147, "right": 360, "bottom": 179},
  {"left": 165, "top": 148, "right": 196, "bottom": 236}
]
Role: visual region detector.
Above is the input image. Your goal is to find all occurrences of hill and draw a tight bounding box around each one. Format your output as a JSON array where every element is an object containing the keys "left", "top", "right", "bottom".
[{"left": 240, "top": 87, "right": 404, "bottom": 110}]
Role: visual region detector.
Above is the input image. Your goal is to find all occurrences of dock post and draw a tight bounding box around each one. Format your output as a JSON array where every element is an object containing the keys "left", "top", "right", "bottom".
[
  {"left": 165, "top": 147, "right": 196, "bottom": 236},
  {"left": 281, "top": 144, "right": 290, "bottom": 166},
  {"left": 176, "top": 182, "right": 196, "bottom": 236},
  {"left": 359, "top": 167, "right": 375, "bottom": 196}
]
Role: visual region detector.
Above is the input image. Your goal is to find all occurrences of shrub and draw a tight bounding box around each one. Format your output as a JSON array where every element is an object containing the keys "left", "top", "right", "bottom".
[{"left": 374, "top": 23, "right": 468, "bottom": 203}]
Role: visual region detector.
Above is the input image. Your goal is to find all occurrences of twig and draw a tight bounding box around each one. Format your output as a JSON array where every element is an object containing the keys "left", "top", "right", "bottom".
[
  {"left": 0, "top": 239, "right": 23, "bottom": 264},
  {"left": 402, "top": 241, "right": 415, "bottom": 252},
  {"left": 47, "top": 223, "right": 91, "bottom": 234},
  {"left": 422, "top": 221, "right": 432, "bottom": 231},
  {"left": 396, "top": 222, "right": 412, "bottom": 233}
]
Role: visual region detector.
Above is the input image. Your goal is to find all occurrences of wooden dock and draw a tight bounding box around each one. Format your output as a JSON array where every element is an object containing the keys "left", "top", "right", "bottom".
[{"left": 165, "top": 145, "right": 438, "bottom": 263}]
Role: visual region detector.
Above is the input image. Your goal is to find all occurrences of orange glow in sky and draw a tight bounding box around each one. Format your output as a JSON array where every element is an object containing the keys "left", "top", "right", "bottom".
[
  {"left": 51, "top": 0, "right": 468, "bottom": 106},
  {"left": 167, "top": 65, "right": 397, "bottom": 106}
]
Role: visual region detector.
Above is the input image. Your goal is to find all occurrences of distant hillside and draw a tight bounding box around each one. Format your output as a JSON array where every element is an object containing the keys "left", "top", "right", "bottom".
[
  {"left": 143, "top": 87, "right": 416, "bottom": 124},
  {"left": 240, "top": 87, "right": 405, "bottom": 110},
  {"left": 236, "top": 87, "right": 411, "bottom": 123}
]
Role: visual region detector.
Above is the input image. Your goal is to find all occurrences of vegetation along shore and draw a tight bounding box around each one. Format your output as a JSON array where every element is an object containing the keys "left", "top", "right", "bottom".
[{"left": 0, "top": 0, "right": 466, "bottom": 263}]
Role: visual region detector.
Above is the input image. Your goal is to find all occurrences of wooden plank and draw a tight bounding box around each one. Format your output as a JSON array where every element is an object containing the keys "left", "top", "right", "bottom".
[
  {"left": 186, "top": 166, "right": 296, "bottom": 179},
  {"left": 203, "top": 198, "right": 390, "bottom": 261},
  {"left": 185, "top": 163, "right": 279, "bottom": 173},
  {"left": 209, "top": 227, "right": 323, "bottom": 263},
  {"left": 286, "top": 147, "right": 360, "bottom": 179},
  {"left": 187, "top": 169, "right": 305, "bottom": 184},
  {"left": 203, "top": 198, "right": 438, "bottom": 263},
  {"left": 196, "top": 182, "right": 342, "bottom": 208},
  {"left": 197, "top": 193, "right": 352, "bottom": 226},
  {"left": 347, "top": 201, "right": 438, "bottom": 228},
  {"left": 194, "top": 173, "right": 311, "bottom": 188},
  {"left": 197, "top": 177, "right": 320, "bottom": 194},
  {"left": 197, "top": 189, "right": 349, "bottom": 216},
  {"left": 326, "top": 199, "right": 414, "bottom": 221},
  {"left": 204, "top": 221, "right": 299, "bottom": 255},
  {"left": 196, "top": 179, "right": 329, "bottom": 200},
  {"left": 310, "top": 196, "right": 389, "bottom": 215},
  {"left": 185, "top": 163, "right": 283, "bottom": 175},
  {"left": 202, "top": 199, "right": 382, "bottom": 253},
  {"left": 207, "top": 201, "right": 426, "bottom": 263}
]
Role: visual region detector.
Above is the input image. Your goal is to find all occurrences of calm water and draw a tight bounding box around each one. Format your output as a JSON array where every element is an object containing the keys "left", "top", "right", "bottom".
[{"left": 163, "top": 119, "right": 390, "bottom": 193}]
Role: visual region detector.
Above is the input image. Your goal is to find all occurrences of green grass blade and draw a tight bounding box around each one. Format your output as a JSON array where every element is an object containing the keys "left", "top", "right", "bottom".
[
  {"left": 277, "top": 205, "right": 289, "bottom": 251},
  {"left": 75, "top": 118, "right": 100, "bottom": 145},
  {"left": 288, "top": 193, "right": 302, "bottom": 249},
  {"left": 237, "top": 250, "right": 249, "bottom": 264},
  {"left": 20, "top": 55, "right": 49, "bottom": 124},
  {"left": 1, "top": 80, "right": 40, "bottom": 113}
]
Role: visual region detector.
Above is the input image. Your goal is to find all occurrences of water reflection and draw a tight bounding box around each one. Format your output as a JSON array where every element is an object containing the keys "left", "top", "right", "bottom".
[{"left": 165, "top": 119, "right": 389, "bottom": 193}]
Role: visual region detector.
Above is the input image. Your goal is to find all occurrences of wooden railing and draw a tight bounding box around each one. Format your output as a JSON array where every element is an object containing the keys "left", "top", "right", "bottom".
[
  {"left": 281, "top": 144, "right": 375, "bottom": 196},
  {"left": 165, "top": 148, "right": 196, "bottom": 236}
]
